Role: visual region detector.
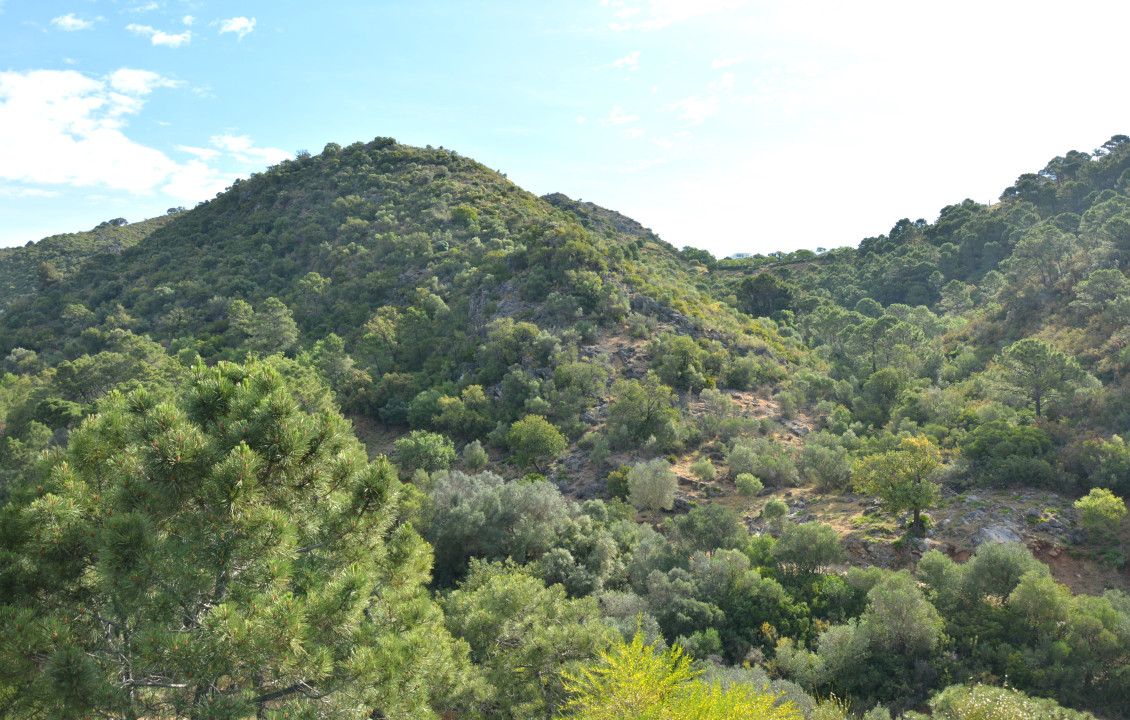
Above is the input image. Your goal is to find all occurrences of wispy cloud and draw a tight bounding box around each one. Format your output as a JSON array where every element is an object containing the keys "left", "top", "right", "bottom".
[
  {"left": 600, "top": 106, "right": 640, "bottom": 126},
  {"left": 127, "top": 24, "right": 192, "bottom": 48},
  {"left": 602, "top": 0, "right": 749, "bottom": 31},
  {"left": 210, "top": 133, "right": 290, "bottom": 165},
  {"left": 614, "top": 50, "right": 641, "bottom": 69},
  {"left": 51, "top": 13, "right": 96, "bottom": 31},
  {"left": 217, "top": 17, "right": 256, "bottom": 39},
  {"left": 668, "top": 72, "right": 736, "bottom": 125},
  {"left": 182, "top": 15, "right": 196, "bottom": 26},
  {"left": 109, "top": 68, "right": 181, "bottom": 95}
]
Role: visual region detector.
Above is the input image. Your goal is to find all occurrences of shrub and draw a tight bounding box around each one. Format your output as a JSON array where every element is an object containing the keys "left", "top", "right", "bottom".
[
  {"left": 689, "top": 457, "right": 717, "bottom": 483},
  {"left": 628, "top": 458, "right": 678, "bottom": 512},
  {"left": 736, "top": 473, "right": 764, "bottom": 496}
]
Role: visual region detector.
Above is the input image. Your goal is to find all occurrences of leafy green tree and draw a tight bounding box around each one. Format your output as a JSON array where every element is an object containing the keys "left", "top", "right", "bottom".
[
  {"left": 668, "top": 503, "right": 747, "bottom": 554},
  {"left": 443, "top": 561, "right": 611, "bottom": 720},
  {"left": 772, "top": 522, "right": 846, "bottom": 577},
  {"left": 1075, "top": 488, "right": 1127, "bottom": 537},
  {"left": 392, "top": 429, "right": 456, "bottom": 475},
  {"left": 800, "top": 434, "right": 851, "bottom": 492},
  {"left": 737, "top": 273, "right": 797, "bottom": 319},
  {"left": 0, "top": 359, "right": 478, "bottom": 719},
  {"left": 963, "top": 542, "right": 1049, "bottom": 599},
  {"left": 860, "top": 571, "right": 944, "bottom": 657},
  {"left": 995, "top": 338, "right": 1095, "bottom": 418},
  {"left": 463, "top": 439, "right": 489, "bottom": 472},
  {"left": 735, "top": 473, "right": 763, "bottom": 497},
  {"left": 763, "top": 498, "right": 789, "bottom": 523},
  {"left": 628, "top": 458, "right": 677, "bottom": 513},
  {"left": 853, "top": 435, "right": 942, "bottom": 535},
  {"left": 425, "top": 471, "right": 575, "bottom": 586},
  {"left": 1001, "top": 225, "right": 1078, "bottom": 291},
  {"left": 607, "top": 373, "right": 679, "bottom": 449},
  {"left": 563, "top": 632, "right": 800, "bottom": 720},
  {"left": 508, "top": 414, "right": 567, "bottom": 472}
]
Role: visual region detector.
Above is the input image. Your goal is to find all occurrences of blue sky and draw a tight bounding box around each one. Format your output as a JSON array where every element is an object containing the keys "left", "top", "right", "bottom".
[{"left": 2, "top": 1, "right": 1129, "bottom": 257}]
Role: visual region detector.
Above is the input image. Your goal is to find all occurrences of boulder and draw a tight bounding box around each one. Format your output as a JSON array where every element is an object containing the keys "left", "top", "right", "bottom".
[{"left": 975, "top": 525, "right": 1024, "bottom": 546}]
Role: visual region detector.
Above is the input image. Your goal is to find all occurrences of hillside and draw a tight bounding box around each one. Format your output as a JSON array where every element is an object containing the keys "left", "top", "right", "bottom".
[
  {"left": 0, "top": 214, "right": 173, "bottom": 309},
  {"left": 2, "top": 136, "right": 1129, "bottom": 720}
]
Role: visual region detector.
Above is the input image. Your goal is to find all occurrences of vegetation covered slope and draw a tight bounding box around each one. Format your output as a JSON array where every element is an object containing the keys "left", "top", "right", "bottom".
[
  {"left": 2, "top": 135, "right": 1130, "bottom": 719},
  {"left": 0, "top": 214, "right": 173, "bottom": 309}
]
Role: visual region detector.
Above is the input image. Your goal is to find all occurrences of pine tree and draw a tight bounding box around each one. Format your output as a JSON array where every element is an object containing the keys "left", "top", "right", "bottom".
[{"left": 0, "top": 359, "right": 479, "bottom": 719}]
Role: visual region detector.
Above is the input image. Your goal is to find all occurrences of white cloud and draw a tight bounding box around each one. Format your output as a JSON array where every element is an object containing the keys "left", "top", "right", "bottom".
[
  {"left": 210, "top": 133, "right": 291, "bottom": 165},
  {"left": 575, "top": 116, "right": 587, "bottom": 124},
  {"left": 182, "top": 15, "right": 196, "bottom": 26},
  {"left": 604, "top": 0, "right": 749, "bottom": 31},
  {"left": 622, "top": 128, "right": 644, "bottom": 138},
  {"left": 600, "top": 106, "right": 640, "bottom": 126},
  {"left": 128, "top": 2, "right": 159, "bottom": 13},
  {"left": 668, "top": 72, "right": 736, "bottom": 125},
  {"left": 613, "top": 50, "right": 640, "bottom": 69},
  {"left": 711, "top": 56, "right": 744, "bottom": 68},
  {"left": 109, "top": 68, "right": 180, "bottom": 95},
  {"left": 127, "top": 24, "right": 192, "bottom": 48},
  {"left": 177, "top": 145, "right": 221, "bottom": 161},
  {"left": 51, "top": 13, "right": 95, "bottom": 31},
  {"left": 0, "top": 68, "right": 230, "bottom": 201},
  {"left": 668, "top": 94, "right": 718, "bottom": 125},
  {"left": 218, "top": 17, "right": 256, "bottom": 39}
]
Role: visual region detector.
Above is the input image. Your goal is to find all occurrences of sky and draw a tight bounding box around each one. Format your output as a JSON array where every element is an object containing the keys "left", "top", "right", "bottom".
[{"left": 2, "top": 1, "right": 1129, "bottom": 257}]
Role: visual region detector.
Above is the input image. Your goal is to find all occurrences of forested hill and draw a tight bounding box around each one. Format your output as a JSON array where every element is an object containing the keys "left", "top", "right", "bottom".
[
  {"left": 0, "top": 214, "right": 172, "bottom": 309},
  {"left": 3, "top": 135, "right": 1130, "bottom": 720}
]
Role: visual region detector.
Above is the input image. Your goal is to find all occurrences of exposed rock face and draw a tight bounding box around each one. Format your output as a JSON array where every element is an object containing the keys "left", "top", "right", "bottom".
[{"left": 975, "top": 525, "right": 1024, "bottom": 546}]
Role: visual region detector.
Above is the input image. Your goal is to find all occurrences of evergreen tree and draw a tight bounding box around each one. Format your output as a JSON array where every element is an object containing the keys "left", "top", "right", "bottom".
[{"left": 0, "top": 359, "right": 478, "bottom": 719}]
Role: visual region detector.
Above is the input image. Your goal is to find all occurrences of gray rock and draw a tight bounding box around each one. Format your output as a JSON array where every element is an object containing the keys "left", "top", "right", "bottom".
[
  {"left": 975, "top": 525, "right": 1024, "bottom": 546},
  {"left": 1026, "top": 507, "right": 1042, "bottom": 519},
  {"left": 1067, "top": 529, "right": 1088, "bottom": 545}
]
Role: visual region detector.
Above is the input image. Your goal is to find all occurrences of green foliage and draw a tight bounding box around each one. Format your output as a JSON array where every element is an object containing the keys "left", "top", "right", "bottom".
[
  {"left": 605, "top": 464, "right": 631, "bottom": 501},
  {"left": 735, "top": 473, "right": 763, "bottom": 497},
  {"left": 507, "top": 414, "right": 567, "bottom": 471},
  {"left": 392, "top": 429, "right": 456, "bottom": 475},
  {"left": 763, "top": 498, "right": 789, "bottom": 521},
  {"left": 607, "top": 373, "right": 679, "bottom": 449},
  {"left": 1075, "top": 487, "right": 1127, "bottom": 536},
  {"left": 772, "top": 522, "right": 846, "bottom": 576},
  {"left": 668, "top": 503, "right": 747, "bottom": 554},
  {"left": 963, "top": 541, "right": 1049, "bottom": 599},
  {"left": 994, "top": 339, "right": 1096, "bottom": 419},
  {"left": 0, "top": 359, "right": 477, "bottom": 718},
  {"left": 628, "top": 458, "right": 677, "bottom": 513},
  {"left": 927, "top": 683, "right": 1098, "bottom": 720},
  {"left": 859, "top": 571, "right": 944, "bottom": 657},
  {"left": 688, "top": 457, "right": 716, "bottom": 483},
  {"left": 962, "top": 420, "right": 1055, "bottom": 487},
  {"left": 462, "top": 439, "right": 489, "bottom": 472},
  {"left": 443, "top": 561, "right": 611, "bottom": 720},
  {"left": 563, "top": 632, "right": 800, "bottom": 720},
  {"left": 425, "top": 471, "right": 574, "bottom": 586},
  {"left": 853, "top": 436, "right": 942, "bottom": 535}
]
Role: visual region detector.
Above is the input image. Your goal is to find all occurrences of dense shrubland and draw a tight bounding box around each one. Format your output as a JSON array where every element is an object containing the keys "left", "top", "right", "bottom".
[{"left": 2, "top": 136, "right": 1130, "bottom": 718}]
